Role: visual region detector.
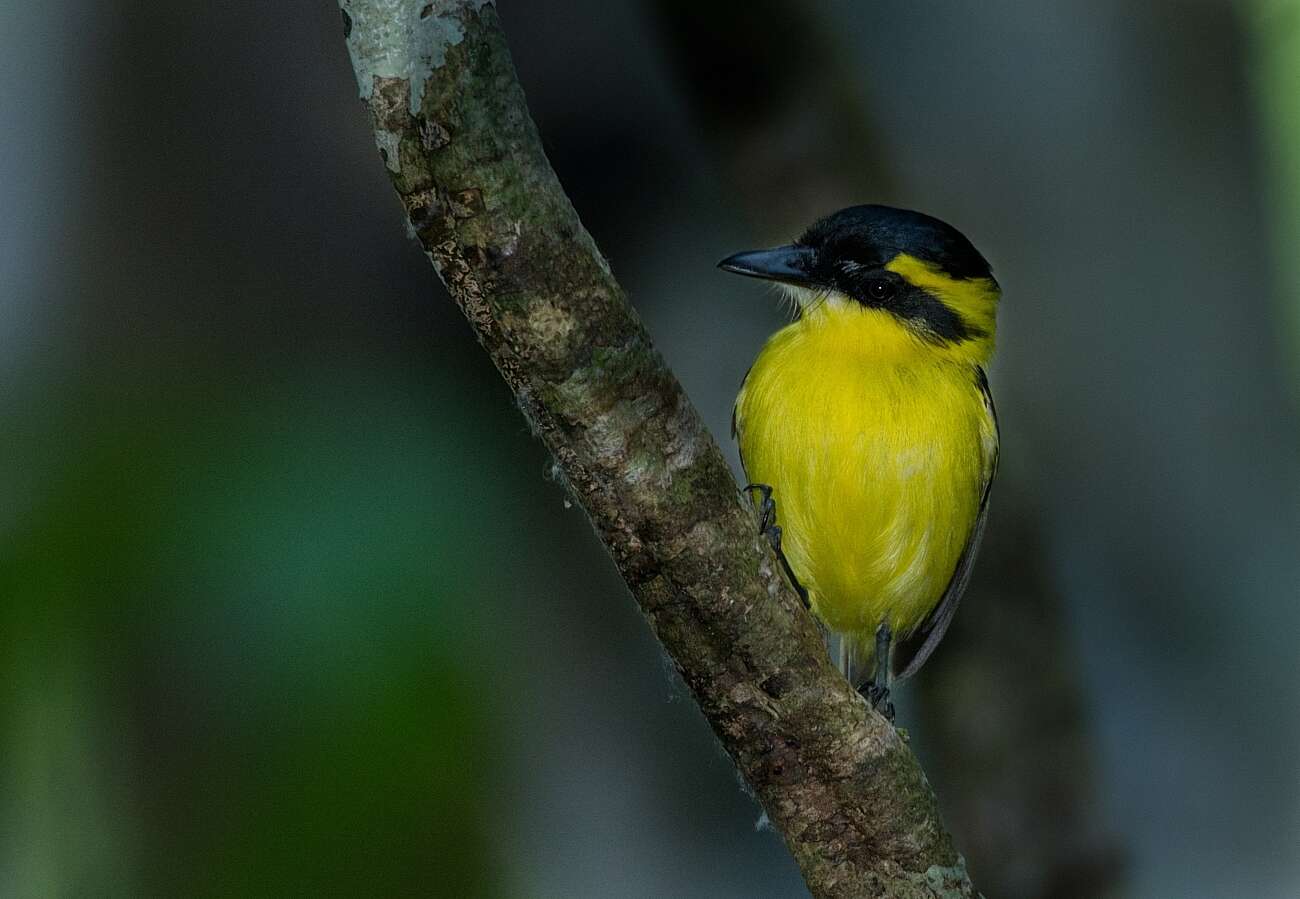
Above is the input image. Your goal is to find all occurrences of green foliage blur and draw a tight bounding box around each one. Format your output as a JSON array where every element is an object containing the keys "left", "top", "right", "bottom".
[{"left": 4, "top": 366, "right": 512, "bottom": 895}]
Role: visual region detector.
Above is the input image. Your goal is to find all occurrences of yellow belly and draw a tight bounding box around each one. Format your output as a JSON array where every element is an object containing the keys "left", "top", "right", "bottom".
[{"left": 736, "top": 310, "right": 992, "bottom": 649}]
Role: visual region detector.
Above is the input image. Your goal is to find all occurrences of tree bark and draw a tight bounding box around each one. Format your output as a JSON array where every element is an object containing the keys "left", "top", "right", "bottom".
[{"left": 337, "top": 3, "right": 977, "bottom": 896}]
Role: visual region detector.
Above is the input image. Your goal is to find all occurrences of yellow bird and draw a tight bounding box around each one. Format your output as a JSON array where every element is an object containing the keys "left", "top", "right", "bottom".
[{"left": 720, "top": 205, "right": 1000, "bottom": 718}]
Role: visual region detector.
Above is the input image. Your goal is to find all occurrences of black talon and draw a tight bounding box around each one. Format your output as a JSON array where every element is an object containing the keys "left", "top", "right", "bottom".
[
  {"left": 860, "top": 622, "right": 896, "bottom": 722},
  {"left": 742, "top": 483, "right": 775, "bottom": 535},
  {"left": 742, "top": 483, "right": 810, "bottom": 609},
  {"left": 865, "top": 682, "right": 895, "bottom": 723},
  {"left": 765, "top": 523, "right": 783, "bottom": 554}
]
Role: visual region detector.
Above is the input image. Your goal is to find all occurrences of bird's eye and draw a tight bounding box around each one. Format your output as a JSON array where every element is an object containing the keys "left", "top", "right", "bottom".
[{"left": 866, "top": 279, "right": 895, "bottom": 301}]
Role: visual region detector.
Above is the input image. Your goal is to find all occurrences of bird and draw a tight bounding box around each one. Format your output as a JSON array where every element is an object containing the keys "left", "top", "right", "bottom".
[{"left": 719, "top": 205, "right": 1000, "bottom": 719}]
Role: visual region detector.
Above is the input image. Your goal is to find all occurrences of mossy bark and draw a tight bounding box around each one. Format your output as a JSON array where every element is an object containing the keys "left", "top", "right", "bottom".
[{"left": 338, "top": 3, "right": 978, "bottom": 896}]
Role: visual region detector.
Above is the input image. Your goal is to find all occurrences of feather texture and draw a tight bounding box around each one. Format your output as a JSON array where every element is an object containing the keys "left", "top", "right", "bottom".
[{"left": 735, "top": 290, "right": 998, "bottom": 682}]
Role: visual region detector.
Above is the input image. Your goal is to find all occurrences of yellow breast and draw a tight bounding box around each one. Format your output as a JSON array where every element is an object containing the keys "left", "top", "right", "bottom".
[{"left": 735, "top": 302, "right": 995, "bottom": 648}]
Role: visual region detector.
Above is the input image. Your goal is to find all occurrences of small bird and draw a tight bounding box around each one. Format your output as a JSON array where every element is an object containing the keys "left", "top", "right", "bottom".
[{"left": 720, "top": 205, "right": 1000, "bottom": 718}]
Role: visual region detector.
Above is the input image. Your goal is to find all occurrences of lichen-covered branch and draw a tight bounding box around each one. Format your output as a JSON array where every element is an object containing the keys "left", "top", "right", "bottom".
[{"left": 337, "top": 3, "right": 977, "bottom": 896}]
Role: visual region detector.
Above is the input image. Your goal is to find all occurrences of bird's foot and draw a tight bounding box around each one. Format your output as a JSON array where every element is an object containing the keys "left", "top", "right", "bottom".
[
  {"left": 742, "top": 483, "right": 776, "bottom": 534},
  {"left": 862, "top": 680, "right": 896, "bottom": 723},
  {"left": 861, "top": 622, "right": 895, "bottom": 722},
  {"left": 742, "top": 483, "right": 810, "bottom": 609},
  {"left": 743, "top": 482, "right": 786, "bottom": 555}
]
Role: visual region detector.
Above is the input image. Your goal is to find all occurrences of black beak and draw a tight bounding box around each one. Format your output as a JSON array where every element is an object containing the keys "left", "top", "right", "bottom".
[{"left": 717, "top": 245, "right": 818, "bottom": 287}]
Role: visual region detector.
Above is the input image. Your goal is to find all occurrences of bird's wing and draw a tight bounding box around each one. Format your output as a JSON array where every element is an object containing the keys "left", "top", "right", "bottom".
[{"left": 892, "top": 367, "right": 999, "bottom": 681}]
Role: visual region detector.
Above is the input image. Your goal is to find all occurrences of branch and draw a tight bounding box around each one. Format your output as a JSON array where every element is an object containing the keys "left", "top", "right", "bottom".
[{"left": 337, "top": 3, "right": 976, "bottom": 896}]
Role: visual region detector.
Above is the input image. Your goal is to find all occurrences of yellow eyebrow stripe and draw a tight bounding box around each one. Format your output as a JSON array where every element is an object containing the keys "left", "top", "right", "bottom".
[{"left": 885, "top": 253, "right": 999, "bottom": 361}]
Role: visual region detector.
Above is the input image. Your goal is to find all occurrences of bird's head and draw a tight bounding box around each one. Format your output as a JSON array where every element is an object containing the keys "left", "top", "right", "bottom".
[{"left": 719, "top": 205, "right": 999, "bottom": 363}]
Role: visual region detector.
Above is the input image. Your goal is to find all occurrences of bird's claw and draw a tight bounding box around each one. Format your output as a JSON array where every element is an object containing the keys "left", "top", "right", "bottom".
[
  {"left": 743, "top": 483, "right": 776, "bottom": 536},
  {"left": 863, "top": 681, "right": 895, "bottom": 723},
  {"left": 765, "top": 523, "right": 783, "bottom": 555},
  {"left": 861, "top": 621, "right": 896, "bottom": 722},
  {"left": 742, "top": 483, "right": 810, "bottom": 609}
]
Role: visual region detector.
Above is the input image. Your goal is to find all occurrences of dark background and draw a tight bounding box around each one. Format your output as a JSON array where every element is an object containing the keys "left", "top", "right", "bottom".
[{"left": 4, "top": 1, "right": 1299, "bottom": 897}]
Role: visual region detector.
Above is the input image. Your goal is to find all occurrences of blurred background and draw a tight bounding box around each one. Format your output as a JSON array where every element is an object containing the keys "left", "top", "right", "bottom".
[{"left": 3, "top": 1, "right": 1299, "bottom": 896}]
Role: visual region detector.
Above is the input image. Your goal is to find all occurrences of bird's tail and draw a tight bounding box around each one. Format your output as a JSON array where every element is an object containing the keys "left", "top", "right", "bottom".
[{"left": 825, "top": 629, "right": 870, "bottom": 690}]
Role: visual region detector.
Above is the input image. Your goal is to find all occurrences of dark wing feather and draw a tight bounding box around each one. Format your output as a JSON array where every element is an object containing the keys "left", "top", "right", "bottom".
[{"left": 892, "top": 367, "right": 999, "bottom": 681}]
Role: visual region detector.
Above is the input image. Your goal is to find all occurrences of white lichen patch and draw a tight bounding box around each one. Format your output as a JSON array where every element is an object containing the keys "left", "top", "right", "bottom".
[
  {"left": 497, "top": 221, "right": 522, "bottom": 258},
  {"left": 374, "top": 129, "right": 401, "bottom": 172},
  {"left": 525, "top": 300, "right": 578, "bottom": 345},
  {"left": 341, "top": 0, "right": 494, "bottom": 114},
  {"left": 664, "top": 404, "right": 703, "bottom": 472},
  {"left": 621, "top": 450, "right": 652, "bottom": 487},
  {"left": 922, "top": 859, "right": 975, "bottom": 897},
  {"left": 577, "top": 402, "right": 632, "bottom": 468}
]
